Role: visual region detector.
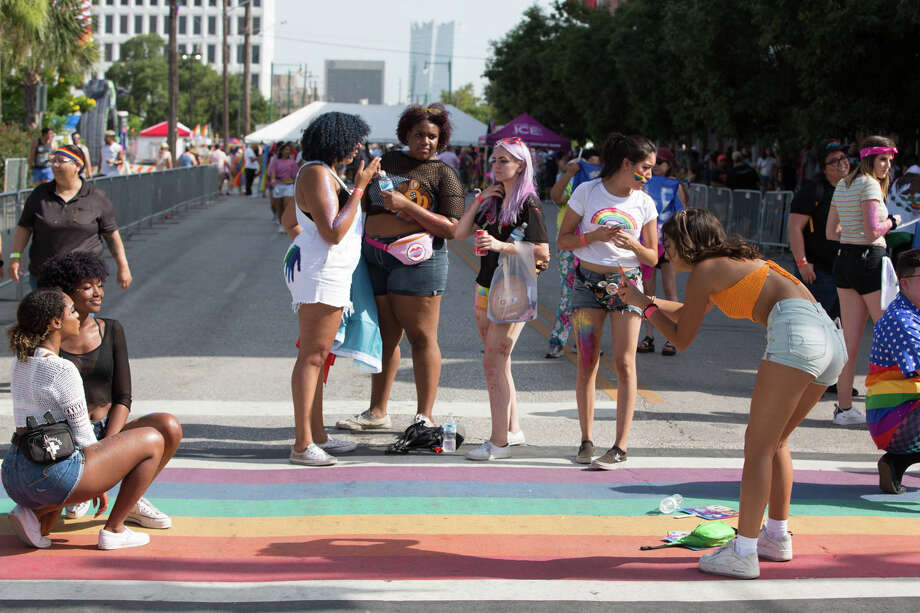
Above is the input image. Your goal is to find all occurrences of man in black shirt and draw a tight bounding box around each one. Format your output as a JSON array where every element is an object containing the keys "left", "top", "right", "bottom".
[
  {"left": 788, "top": 138, "right": 851, "bottom": 394},
  {"left": 727, "top": 151, "right": 760, "bottom": 190}
]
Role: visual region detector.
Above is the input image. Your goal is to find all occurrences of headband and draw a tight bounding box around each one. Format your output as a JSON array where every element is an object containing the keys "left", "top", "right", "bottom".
[
  {"left": 52, "top": 148, "right": 84, "bottom": 168},
  {"left": 860, "top": 146, "right": 898, "bottom": 159}
]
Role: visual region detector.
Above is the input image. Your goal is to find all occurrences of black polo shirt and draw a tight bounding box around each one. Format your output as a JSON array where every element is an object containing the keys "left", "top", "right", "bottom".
[{"left": 18, "top": 180, "right": 118, "bottom": 275}]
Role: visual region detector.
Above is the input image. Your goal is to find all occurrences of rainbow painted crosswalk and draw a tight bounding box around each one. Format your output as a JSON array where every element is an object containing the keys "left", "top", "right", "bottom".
[{"left": 2, "top": 456, "right": 919, "bottom": 604}]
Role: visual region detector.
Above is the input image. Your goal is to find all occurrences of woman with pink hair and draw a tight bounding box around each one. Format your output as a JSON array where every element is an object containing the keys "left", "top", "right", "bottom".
[{"left": 455, "top": 137, "right": 550, "bottom": 460}]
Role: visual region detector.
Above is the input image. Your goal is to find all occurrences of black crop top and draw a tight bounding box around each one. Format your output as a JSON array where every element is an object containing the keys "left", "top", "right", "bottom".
[
  {"left": 60, "top": 317, "right": 132, "bottom": 410},
  {"left": 365, "top": 151, "right": 465, "bottom": 219},
  {"left": 475, "top": 195, "right": 549, "bottom": 288}
]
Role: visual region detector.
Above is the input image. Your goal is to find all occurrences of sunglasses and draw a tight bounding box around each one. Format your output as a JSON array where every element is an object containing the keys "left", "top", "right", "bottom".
[
  {"left": 424, "top": 107, "right": 443, "bottom": 115},
  {"left": 498, "top": 137, "right": 522, "bottom": 145}
]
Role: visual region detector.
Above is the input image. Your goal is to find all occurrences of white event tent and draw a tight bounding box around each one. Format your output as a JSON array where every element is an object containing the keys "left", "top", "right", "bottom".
[{"left": 245, "top": 102, "right": 487, "bottom": 146}]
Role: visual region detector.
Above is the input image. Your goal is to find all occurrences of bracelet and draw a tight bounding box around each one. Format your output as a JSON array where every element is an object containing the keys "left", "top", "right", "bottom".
[
  {"left": 796, "top": 257, "right": 808, "bottom": 268},
  {"left": 888, "top": 214, "right": 898, "bottom": 231},
  {"left": 643, "top": 302, "right": 659, "bottom": 319},
  {"left": 352, "top": 187, "right": 364, "bottom": 198},
  {"left": 10, "top": 252, "right": 20, "bottom": 259},
  {"left": 579, "top": 233, "right": 589, "bottom": 246}
]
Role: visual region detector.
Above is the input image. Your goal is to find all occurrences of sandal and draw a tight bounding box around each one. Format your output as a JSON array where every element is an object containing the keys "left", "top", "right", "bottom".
[
  {"left": 662, "top": 341, "right": 677, "bottom": 356},
  {"left": 637, "top": 336, "right": 655, "bottom": 353}
]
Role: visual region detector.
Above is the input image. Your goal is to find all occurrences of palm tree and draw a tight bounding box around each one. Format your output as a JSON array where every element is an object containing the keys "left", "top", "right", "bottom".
[
  {"left": 10, "top": 0, "right": 98, "bottom": 128},
  {"left": 0, "top": 0, "right": 49, "bottom": 122}
]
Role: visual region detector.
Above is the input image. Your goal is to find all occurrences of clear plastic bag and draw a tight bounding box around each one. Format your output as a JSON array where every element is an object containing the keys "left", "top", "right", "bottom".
[
  {"left": 488, "top": 241, "right": 538, "bottom": 324},
  {"left": 881, "top": 255, "right": 898, "bottom": 311}
]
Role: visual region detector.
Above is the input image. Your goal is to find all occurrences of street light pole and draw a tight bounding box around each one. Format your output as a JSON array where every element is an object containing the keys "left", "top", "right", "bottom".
[{"left": 181, "top": 48, "right": 201, "bottom": 130}]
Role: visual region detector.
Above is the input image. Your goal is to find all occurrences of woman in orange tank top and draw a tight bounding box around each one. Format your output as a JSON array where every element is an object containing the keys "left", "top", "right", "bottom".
[{"left": 617, "top": 209, "right": 847, "bottom": 580}]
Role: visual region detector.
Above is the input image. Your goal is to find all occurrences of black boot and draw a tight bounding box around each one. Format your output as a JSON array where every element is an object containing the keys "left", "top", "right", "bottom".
[{"left": 878, "top": 452, "right": 920, "bottom": 494}]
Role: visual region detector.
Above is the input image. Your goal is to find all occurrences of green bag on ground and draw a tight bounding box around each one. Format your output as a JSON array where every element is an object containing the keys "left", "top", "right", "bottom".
[{"left": 640, "top": 520, "right": 736, "bottom": 551}]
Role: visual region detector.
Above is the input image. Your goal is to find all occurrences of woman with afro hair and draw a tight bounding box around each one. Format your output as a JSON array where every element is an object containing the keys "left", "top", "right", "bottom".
[
  {"left": 337, "top": 104, "right": 465, "bottom": 432},
  {"left": 38, "top": 251, "right": 182, "bottom": 528},
  {"left": 281, "top": 112, "right": 382, "bottom": 466}
]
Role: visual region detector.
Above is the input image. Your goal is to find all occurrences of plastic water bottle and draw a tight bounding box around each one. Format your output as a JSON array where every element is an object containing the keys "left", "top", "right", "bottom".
[
  {"left": 508, "top": 222, "right": 527, "bottom": 242},
  {"left": 659, "top": 494, "right": 684, "bottom": 514},
  {"left": 377, "top": 171, "right": 394, "bottom": 192},
  {"left": 442, "top": 415, "right": 457, "bottom": 453}
]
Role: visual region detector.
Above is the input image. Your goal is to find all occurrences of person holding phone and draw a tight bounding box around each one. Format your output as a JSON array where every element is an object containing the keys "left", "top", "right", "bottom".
[{"left": 556, "top": 133, "right": 659, "bottom": 468}]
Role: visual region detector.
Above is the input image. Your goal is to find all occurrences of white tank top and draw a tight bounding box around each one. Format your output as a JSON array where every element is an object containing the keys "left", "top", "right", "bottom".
[{"left": 292, "top": 161, "right": 363, "bottom": 267}]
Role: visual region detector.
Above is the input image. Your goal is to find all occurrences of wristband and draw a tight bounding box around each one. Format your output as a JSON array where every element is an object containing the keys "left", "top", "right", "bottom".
[
  {"left": 10, "top": 252, "right": 21, "bottom": 259},
  {"left": 352, "top": 187, "right": 364, "bottom": 198},
  {"left": 796, "top": 257, "right": 808, "bottom": 269},
  {"left": 888, "top": 214, "right": 898, "bottom": 231},
  {"left": 579, "top": 233, "right": 589, "bottom": 246},
  {"left": 643, "top": 302, "right": 659, "bottom": 319}
]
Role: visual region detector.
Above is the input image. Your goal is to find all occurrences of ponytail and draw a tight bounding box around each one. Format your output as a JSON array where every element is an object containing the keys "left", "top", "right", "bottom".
[
  {"left": 600, "top": 133, "right": 657, "bottom": 180},
  {"left": 7, "top": 289, "right": 67, "bottom": 361}
]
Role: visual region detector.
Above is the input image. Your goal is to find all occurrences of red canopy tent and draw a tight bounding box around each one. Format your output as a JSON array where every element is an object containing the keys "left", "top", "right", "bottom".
[
  {"left": 138, "top": 121, "right": 192, "bottom": 137},
  {"left": 478, "top": 113, "right": 570, "bottom": 151}
]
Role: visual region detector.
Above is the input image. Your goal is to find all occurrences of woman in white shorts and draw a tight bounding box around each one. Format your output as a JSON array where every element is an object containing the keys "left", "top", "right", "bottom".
[
  {"left": 270, "top": 143, "right": 298, "bottom": 234},
  {"left": 281, "top": 113, "right": 381, "bottom": 466}
]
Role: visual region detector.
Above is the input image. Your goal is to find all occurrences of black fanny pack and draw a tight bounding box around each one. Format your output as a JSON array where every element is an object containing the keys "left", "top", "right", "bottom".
[{"left": 12, "top": 412, "right": 76, "bottom": 464}]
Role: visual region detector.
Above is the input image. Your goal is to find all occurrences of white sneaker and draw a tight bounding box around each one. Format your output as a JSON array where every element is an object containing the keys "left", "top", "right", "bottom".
[
  {"left": 8, "top": 505, "right": 51, "bottom": 549},
  {"left": 507, "top": 430, "right": 526, "bottom": 446},
  {"left": 833, "top": 404, "right": 865, "bottom": 426},
  {"left": 126, "top": 497, "right": 172, "bottom": 529},
  {"left": 465, "top": 440, "right": 512, "bottom": 461},
  {"left": 757, "top": 526, "right": 792, "bottom": 562},
  {"left": 318, "top": 437, "right": 357, "bottom": 454},
  {"left": 336, "top": 409, "right": 392, "bottom": 431},
  {"left": 413, "top": 414, "right": 435, "bottom": 427},
  {"left": 98, "top": 527, "right": 150, "bottom": 550},
  {"left": 698, "top": 540, "right": 760, "bottom": 579},
  {"left": 289, "top": 443, "right": 337, "bottom": 466},
  {"left": 64, "top": 501, "right": 91, "bottom": 519}
]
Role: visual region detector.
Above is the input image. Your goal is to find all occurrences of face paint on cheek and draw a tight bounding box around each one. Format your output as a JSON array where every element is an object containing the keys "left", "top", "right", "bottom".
[
  {"left": 574, "top": 311, "right": 598, "bottom": 368},
  {"left": 633, "top": 171, "right": 648, "bottom": 184}
]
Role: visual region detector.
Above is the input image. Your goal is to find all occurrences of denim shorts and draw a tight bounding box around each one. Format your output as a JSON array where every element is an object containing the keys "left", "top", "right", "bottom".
[
  {"left": 363, "top": 234, "right": 448, "bottom": 296},
  {"left": 833, "top": 244, "right": 884, "bottom": 295},
  {"left": 1, "top": 442, "right": 84, "bottom": 508},
  {"left": 571, "top": 266, "right": 643, "bottom": 316},
  {"left": 764, "top": 299, "right": 847, "bottom": 386}
]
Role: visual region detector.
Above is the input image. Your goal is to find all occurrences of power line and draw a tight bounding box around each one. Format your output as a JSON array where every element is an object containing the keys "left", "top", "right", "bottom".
[{"left": 272, "top": 33, "right": 486, "bottom": 61}]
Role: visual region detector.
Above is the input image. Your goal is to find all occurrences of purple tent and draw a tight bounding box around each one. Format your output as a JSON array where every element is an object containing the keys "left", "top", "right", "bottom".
[{"left": 481, "top": 113, "right": 570, "bottom": 151}]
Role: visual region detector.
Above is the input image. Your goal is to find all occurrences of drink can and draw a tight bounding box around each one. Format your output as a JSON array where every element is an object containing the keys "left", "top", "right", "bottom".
[{"left": 474, "top": 230, "right": 488, "bottom": 256}]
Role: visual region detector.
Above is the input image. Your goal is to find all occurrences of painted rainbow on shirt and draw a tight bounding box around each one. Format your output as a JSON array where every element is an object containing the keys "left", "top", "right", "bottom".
[{"left": 590, "top": 208, "right": 637, "bottom": 230}]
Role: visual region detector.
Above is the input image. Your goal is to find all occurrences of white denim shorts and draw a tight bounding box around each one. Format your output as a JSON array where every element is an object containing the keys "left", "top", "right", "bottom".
[{"left": 764, "top": 299, "right": 847, "bottom": 386}]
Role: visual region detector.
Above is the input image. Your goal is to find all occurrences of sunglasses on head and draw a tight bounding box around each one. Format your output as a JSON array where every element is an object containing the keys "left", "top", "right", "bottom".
[
  {"left": 424, "top": 107, "right": 442, "bottom": 115},
  {"left": 498, "top": 137, "right": 522, "bottom": 145}
]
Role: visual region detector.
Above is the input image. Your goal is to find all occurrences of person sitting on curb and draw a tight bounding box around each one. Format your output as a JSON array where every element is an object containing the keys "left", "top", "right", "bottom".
[
  {"left": 866, "top": 248, "right": 920, "bottom": 493},
  {"left": 38, "top": 251, "right": 182, "bottom": 527}
]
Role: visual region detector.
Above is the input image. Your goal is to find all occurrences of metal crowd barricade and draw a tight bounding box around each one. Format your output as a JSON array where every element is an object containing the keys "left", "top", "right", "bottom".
[
  {"left": 0, "top": 165, "right": 219, "bottom": 292},
  {"left": 688, "top": 183, "right": 708, "bottom": 210},
  {"left": 707, "top": 187, "right": 733, "bottom": 226},
  {"left": 729, "top": 190, "right": 762, "bottom": 242},
  {"left": 759, "top": 190, "right": 794, "bottom": 248}
]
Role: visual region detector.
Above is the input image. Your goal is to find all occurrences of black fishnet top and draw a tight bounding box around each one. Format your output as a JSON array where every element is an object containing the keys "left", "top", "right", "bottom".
[{"left": 366, "top": 151, "right": 465, "bottom": 219}]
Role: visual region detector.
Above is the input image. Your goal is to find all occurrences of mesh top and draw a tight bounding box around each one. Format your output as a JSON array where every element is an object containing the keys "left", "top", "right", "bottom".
[
  {"left": 11, "top": 350, "right": 97, "bottom": 447},
  {"left": 61, "top": 318, "right": 132, "bottom": 410},
  {"left": 366, "top": 151, "right": 465, "bottom": 219}
]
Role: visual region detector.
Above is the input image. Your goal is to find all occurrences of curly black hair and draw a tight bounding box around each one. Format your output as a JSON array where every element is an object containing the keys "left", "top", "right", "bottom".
[
  {"left": 37, "top": 251, "right": 109, "bottom": 295},
  {"left": 7, "top": 289, "right": 68, "bottom": 361},
  {"left": 397, "top": 103, "right": 452, "bottom": 153},
  {"left": 300, "top": 112, "right": 370, "bottom": 167}
]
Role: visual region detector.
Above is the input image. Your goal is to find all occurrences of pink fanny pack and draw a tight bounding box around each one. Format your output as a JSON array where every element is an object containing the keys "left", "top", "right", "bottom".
[{"left": 365, "top": 232, "right": 434, "bottom": 265}]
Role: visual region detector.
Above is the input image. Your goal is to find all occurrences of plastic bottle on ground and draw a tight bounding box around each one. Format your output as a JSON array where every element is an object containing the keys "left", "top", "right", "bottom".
[
  {"left": 659, "top": 494, "right": 685, "bottom": 514},
  {"left": 442, "top": 415, "right": 457, "bottom": 453}
]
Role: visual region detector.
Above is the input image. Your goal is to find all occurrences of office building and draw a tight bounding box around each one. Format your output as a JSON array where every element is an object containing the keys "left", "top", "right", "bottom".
[
  {"left": 408, "top": 21, "right": 454, "bottom": 105},
  {"left": 89, "top": 0, "right": 275, "bottom": 97},
  {"left": 325, "top": 60, "right": 384, "bottom": 105}
]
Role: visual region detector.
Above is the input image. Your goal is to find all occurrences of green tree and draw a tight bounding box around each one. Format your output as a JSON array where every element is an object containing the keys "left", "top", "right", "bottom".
[
  {"left": 0, "top": 0, "right": 48, "bottom": 123},
  {"left": 104, "top": 35, "right": 170, "bottom": 124},
  {"left": 439, "top": 83, "right": 495, "bottom": 124}
]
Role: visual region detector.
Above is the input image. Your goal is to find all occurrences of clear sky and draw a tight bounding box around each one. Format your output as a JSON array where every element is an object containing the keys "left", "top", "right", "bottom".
[{"left": 272, "top": 0, "right": 554, "bottom": 105}]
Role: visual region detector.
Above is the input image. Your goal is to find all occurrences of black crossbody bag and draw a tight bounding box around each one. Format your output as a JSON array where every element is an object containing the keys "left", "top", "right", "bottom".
[{"left": 12, "top": 411, "right": 76, "bottom": 464}]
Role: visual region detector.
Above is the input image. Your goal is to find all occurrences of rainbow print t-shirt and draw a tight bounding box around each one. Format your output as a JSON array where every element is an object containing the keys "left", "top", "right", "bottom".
[{"left": 866, "top": 292, "right": 920, "bottom": 453}]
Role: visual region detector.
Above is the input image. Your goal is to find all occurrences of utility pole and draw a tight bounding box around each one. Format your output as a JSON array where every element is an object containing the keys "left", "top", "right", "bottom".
[
  {"left": 242, "top": 0, "right": 251, "bottom": 135},
  {"left": 222, "top": 0, "right": 230, "bottom": 145},
  {"left": 168, "top": 0, "right": 179, "bottom": 165}
]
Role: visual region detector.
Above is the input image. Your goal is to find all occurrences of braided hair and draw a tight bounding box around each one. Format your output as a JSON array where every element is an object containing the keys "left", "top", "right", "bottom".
[{"left": 7, "top": 289, "right": 68, "bottom": 361}]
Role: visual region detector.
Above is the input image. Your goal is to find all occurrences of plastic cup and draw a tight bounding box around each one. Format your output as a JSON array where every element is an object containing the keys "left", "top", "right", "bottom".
[
  {"left": 474, "top": 230, "right": 488, "bottom": 256},
  {"left": 659, "top": 494, "right": 685, "bottom": 514}
]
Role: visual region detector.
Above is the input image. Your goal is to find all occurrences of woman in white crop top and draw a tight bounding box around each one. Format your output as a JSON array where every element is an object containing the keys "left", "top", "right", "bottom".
[
  {"left": 557, "top": 133, "right": 659, "bottom": 469},
  {"left": 2, "top": 289, "right": 166, "bottom": 550}
]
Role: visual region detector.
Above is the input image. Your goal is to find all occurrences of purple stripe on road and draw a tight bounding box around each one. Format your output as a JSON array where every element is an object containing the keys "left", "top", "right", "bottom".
[{"left": 157, "top": 466, "right": 908, "bottom": 487}]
